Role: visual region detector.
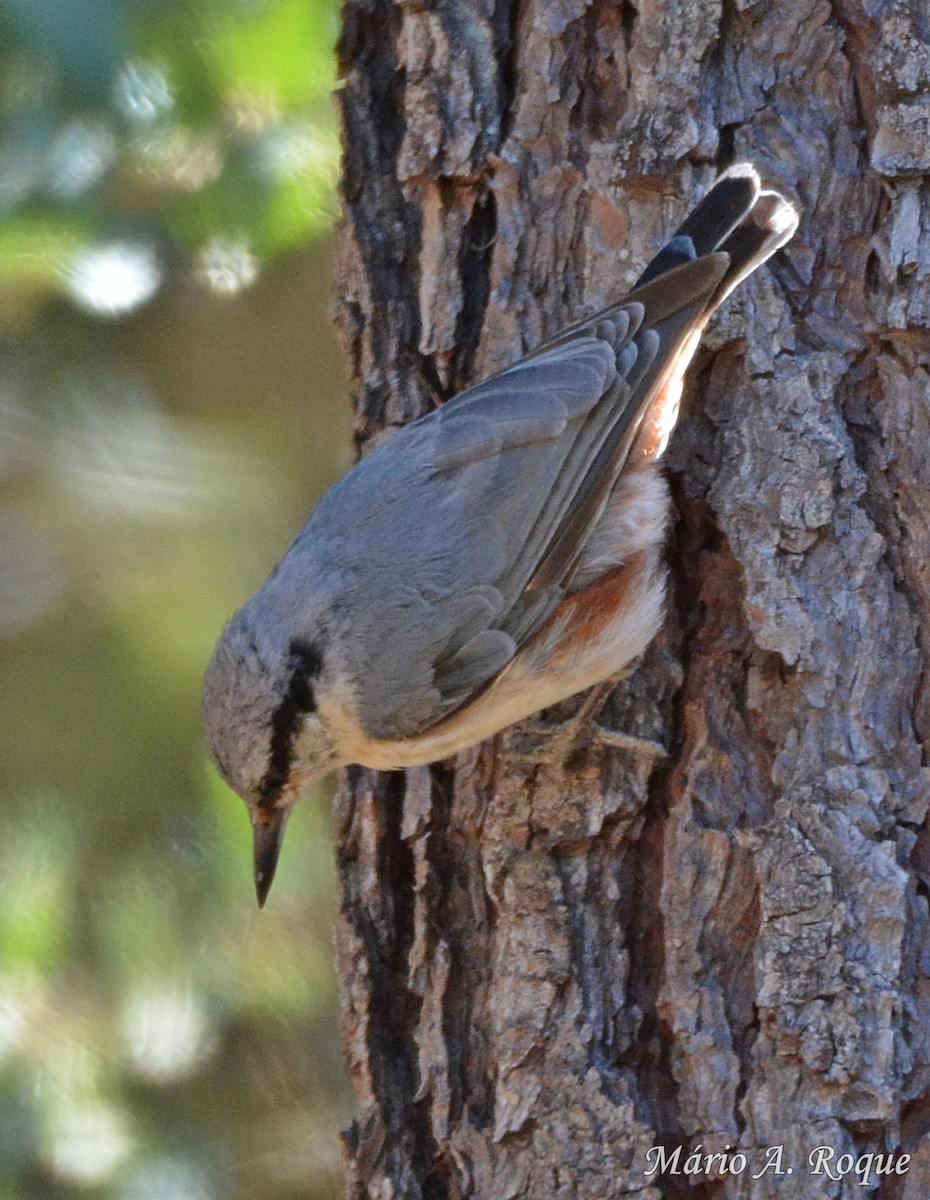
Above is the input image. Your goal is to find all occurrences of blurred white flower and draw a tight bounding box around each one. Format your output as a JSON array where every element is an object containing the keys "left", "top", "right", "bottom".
[
  {"left": 114, "top": 61, "right": 174, "bottom": 124},
  {"left": 122, "top": 985, "right": 216, "bottom": 1082},
  {"left": 196, "top": 235, "right": 259, "bottom": 296},
  {"left": 46, "top": 1103, "right": 133, "bottom": 1186},
  {"left": 45, "top": 120, "right": 118, "bottom": 198},
  {"left": 64, "top": 242, "right": 161, "bottom": 317},
  {"left": 133, "top": 127, "right": 223, "bottom": 191}
]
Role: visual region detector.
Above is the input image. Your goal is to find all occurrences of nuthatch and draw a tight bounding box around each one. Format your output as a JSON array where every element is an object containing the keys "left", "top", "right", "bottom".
[{"left": 203, "top": 164, "right": 798, "bottom": 905}]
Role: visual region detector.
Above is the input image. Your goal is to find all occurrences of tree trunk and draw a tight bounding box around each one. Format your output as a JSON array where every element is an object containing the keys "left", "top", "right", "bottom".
[{"left": 332, "top": 0, "right": 930, "bottom": 1195}]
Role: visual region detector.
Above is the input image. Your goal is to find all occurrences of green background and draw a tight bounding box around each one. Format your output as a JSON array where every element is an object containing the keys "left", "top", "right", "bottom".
[{"left": 0, "top": 1, "right": 354, "bottom": 1196}]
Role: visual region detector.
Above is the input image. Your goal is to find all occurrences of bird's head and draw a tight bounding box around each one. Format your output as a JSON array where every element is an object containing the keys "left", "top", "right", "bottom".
[{"left": 202, "top": 604, "right": 337, "bottom": 906}]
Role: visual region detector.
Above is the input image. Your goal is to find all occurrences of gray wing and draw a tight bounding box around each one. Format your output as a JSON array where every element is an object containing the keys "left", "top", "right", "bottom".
[
  {"left": 319, "top": 254, "right": 730, "bottom": 742},
  {"left": 338, "top": 167, "right": 798, "bottom": 740}
]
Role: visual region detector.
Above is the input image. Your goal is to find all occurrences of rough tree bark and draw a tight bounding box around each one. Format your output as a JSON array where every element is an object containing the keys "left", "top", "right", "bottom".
[{"left": 331, "top": 0, "right": 930, "bottom": 1196}]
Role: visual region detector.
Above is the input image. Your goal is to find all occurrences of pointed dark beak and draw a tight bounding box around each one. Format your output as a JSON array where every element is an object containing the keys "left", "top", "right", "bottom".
[{"left": 252, "top": 808, "right": 289, "bottom": 908}]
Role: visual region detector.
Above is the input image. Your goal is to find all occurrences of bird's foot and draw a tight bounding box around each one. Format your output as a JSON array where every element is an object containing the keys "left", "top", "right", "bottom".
[
  {"left": 586, "top": 724, "right": 667, "bottom": 761},
  {"left": 507, "top": 679, "right": 666, "bottom": 768}
]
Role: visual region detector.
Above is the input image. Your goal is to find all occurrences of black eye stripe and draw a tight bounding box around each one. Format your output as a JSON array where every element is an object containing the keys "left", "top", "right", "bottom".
[{"left": 257, "top": 639, "right": 323, "bottom": 807}]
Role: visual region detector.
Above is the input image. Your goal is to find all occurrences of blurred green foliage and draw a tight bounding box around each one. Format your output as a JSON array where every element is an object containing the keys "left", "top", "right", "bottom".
[
  {"left": 0, "top": 0, "right": 340, "bottom": 322},
  {"left": 0, "top": 1, "right": 354, "bottom": 1198}
]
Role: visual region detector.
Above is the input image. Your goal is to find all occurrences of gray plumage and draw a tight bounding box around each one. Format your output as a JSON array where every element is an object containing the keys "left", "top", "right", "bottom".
[{"left": 202, "top": 164, "right": 799, "bottom": 903}]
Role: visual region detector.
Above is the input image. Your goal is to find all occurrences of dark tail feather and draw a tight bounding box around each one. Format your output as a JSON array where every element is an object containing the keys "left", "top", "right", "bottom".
[
  {"left": 636, "top": 163, "right": 797, "bottom": 297},
  {"left": 635, "top": 163, "right": 760, "bottom": 286},
  {"left": 711, "top": 188, "right": 798, "bottom": 303},
  {"left": 634, "top": 233, "right": 700, "bottom": 285},
  {"left": 675, "top": 163, "right": 762, "bottom": 255}
]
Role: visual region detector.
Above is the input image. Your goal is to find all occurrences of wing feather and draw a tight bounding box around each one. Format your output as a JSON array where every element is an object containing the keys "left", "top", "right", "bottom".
[{"left": 320, "top": 171, "right": 795, "bottom": 742}]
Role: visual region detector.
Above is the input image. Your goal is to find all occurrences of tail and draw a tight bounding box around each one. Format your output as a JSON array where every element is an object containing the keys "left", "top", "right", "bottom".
[
  {"left": 634, "top": 162, "right": 798, "bottom": 305},
  {"left": 512, "top": 166, "right": 798, "bottom": 599},
  {"left": 526, "top": 163, "right": 798, "bottom": 369},
  {"left": 607, "top": 162, "right": 798, "bottom": 459}
]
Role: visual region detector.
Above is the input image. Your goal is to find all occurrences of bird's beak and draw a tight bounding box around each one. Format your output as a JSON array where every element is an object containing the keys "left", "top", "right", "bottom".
[{"left": 252, "top": 808, "right": 289, "bottom": 908}]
